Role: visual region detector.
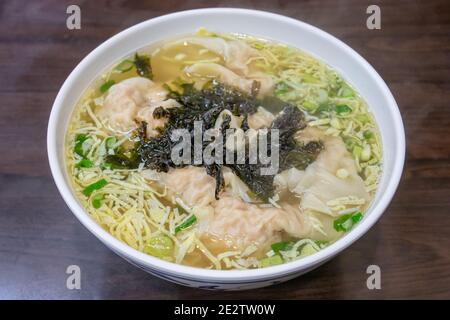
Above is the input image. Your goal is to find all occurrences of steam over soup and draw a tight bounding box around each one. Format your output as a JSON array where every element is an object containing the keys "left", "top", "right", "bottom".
[{"left": 65, "top": 29, "right": 382, "bottom": 269}]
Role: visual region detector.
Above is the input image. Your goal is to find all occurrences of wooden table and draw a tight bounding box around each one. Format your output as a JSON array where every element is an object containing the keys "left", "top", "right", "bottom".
[{"left": 1, "top": 0, "right": 449, "bottom": 299}]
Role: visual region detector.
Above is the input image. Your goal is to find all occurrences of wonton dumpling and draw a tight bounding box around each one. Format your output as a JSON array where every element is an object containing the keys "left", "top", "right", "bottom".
[
  {"left": 249, "top": 74, "right": 275, "bottom": 97},
  {"left": 205, "top": 196, "right": 312, "bottom": 249},
  {"left": 97, "top": 77, "right": 179, "bottom": 138},
  {"left": 161, "top": 166, "right": 217, "bottom": 208},
  {"left": 175, "top": 37, "right": 275, "bottom": 96},
  {"left": 186, "top": 63, "right": 254, "bottom": 94},
  {"left": 97, "top": 77, "right": 153, "bottom": 133},
  {"left": 136, "top": 99, "right": 180, "bottom": 137},
  {"left": 160, "top": 166, "right": 313, "bottom": 248},
  {"left": 285, "top": 127, "right": 370, "bottom": 216},
  {"left": 185, "top": 63, "right": 274, "bottom": 97},
  {"left": 170, "top": 36, "right": 260, "bottom": 75}
]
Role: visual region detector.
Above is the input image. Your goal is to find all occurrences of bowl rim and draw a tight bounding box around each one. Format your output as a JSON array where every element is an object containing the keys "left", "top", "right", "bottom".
[{"left": 47, "top": 8, "right": 405, "bottom": 282}]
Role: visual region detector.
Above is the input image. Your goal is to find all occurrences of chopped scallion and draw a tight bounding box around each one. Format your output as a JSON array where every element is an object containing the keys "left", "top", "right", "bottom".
[
  {"left": 144, "top": 235, "right": 174, "bottom": 258},
  {"left": 260, "top": 255, "right": 283, "bottom": 267},
  {"left": 334, "top": 211, "right": 363, "bottom": 232},
  {"left": 299, "top": 243, "right": 317, "bottom": 257},
  {"left": 74, "top": 134, "right": 88, "bottom": 157},
  {"left": 82, "top": 179, "right": 108, "bottom": 196},
  {"left": 271, "top": 241, "right": 293, "bottom": 253},
  {"left": 105, "top": 137, "right": 117, "bottom": 150},
  {"left": 100, "top": 80, "right": 115, "bottom": 93},
  {"left": 175, "top": 215, "right": 197, "bottom": 233},
  {"left": 274, "top": 81, "right": 290, "bottom": 95},
  {"left": 363, "top": 130, "right": 374, "bottom": 140},
  {"left": 91, "top": 194, "right": 103, "bottom": 209},
  {"left": 339, "top": 85, "right": 354, "bottom": 97},
  {"left": 361, "top": 144, "right": 372, "bottom": 161},
  {"left": 101, "top": 162, "right": 113, "bottom": 170},
  {"left": 302, "top": 101, "right": 316, "bottom": 111},
  {"left": 302, "top": 74, "right": 318, "bottom": 83},
  {"left": 335, "top": 104, "right": 352, "bottom": 114},
  {"left": 75, "top": 159, "right": 93, "bottom": 168},
  {"left": 114, "top": 59, "right": 134, "bottom": 73}
]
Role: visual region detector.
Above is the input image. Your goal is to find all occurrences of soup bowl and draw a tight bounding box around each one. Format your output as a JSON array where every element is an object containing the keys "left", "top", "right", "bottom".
[{"left": 47, "top": 8, "right": 405, "bottom": 290}]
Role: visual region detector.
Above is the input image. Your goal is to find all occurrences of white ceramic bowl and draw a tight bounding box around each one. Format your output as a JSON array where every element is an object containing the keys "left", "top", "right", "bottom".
[{"left": 47, "top": 8, "right": 405, "bottom": 290}]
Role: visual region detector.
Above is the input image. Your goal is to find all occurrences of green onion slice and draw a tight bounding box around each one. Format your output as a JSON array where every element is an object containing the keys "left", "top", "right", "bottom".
[
  {"left": 82, "top": 179, "right": 108, "bottom": 196},
  {"left": 274, "top": 81, "right": 290, "bottom": 95},
  {"left": 339, "top": 85, "right": 354, "bottom": 97},
  {"left": 74, "top": 134, "right": 88, "bottom": 157},
  {"left": 144, "top": 235, "right": 174, "bottom": 258},
  {"left": 114, "top": 59, "right": 134, "bottom": 73},
  {"left": 334, "top": 211, "right": 363, "bottom": 232},
  {"left": 100, "top": 80, "right": 115, "bottom": 93},
  {"left": 75, "top": 159, "right": 93, "bottom": 168},
  {"left": 175, "top": 215, "right": 197, "bottom": 233},
  {"left": 270, "top": 241, "right": 293, "bottom": 253},
  {"left": 91, "top": 194, "right": 103, "bottom": 209},
  {"left": 335, "top": 104, "right": 352, "bottom": 114},
  {"left": 105, "top": 137, "right": 117, "bottom": 150},
  {"left": 260, "top": 255, "right": 283, "bottom": 268},
  {"left": 363, "top": 130, "right": 374, "bottom": 140}
]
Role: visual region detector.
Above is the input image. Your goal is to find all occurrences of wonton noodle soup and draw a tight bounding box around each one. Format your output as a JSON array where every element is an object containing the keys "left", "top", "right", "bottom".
[{"left": 65, "top": 29, "right": 382, "bottom": 270}]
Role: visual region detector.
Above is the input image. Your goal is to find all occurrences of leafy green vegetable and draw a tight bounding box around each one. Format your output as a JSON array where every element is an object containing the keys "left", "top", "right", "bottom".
[
  {"left": 134, "top": 53, "right": 153, "bottom": 79},
  {"left": 230, "top": 103, "right": 322, "bottom": 200},
  {"left": 260, "top": 95, "right": 289, "bottom": 113},
  {"left": 272, "top": 106, "right": 323, "bottom": 172},
  {"left": 334, "top": 211, "right": 363, "bottom": 232},
  {"left": 133, "top": 82, "right": 265, "bottom": 196},
  {"left": 100, "top": 80, "right": 116, "bottom": 93},
  {"left": 114, "top": 59, "right": 134, "bottom": 73},
  {"left": 175, "top": 215, "right": 197, "bottom": 233},
  {"left": 260, "top": 255, "right": 283, "bottom": 267},
  {"left": 91, "top": 194, "right": 103, "bottom": 209},
  {"left": 229, "top": 163, "right": 275, "bottom": 201},
  {"left": 144, "top": 235, "right": 174, "bottom": 258},
  {"left": 335, "top": 104, "right": 352, "bottom": 114},
  {"left": 82, "top": 179, "right": 108, "bottom": 196},
  {"left": 105, "top": 146, "right": 139, "bottom": 169},
  {"left": 75, "top": 159, "right": 93, "bottom": 168}
]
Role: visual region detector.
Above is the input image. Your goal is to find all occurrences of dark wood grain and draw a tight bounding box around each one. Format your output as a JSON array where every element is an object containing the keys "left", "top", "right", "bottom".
[{"left": 0, "top": 0, "right": 449, "bottom": 299}]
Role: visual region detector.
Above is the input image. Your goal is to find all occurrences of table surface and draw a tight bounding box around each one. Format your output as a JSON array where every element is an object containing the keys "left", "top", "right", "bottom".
[{"left": 1, "top": 0, "right": 449, "bottom": 299}]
